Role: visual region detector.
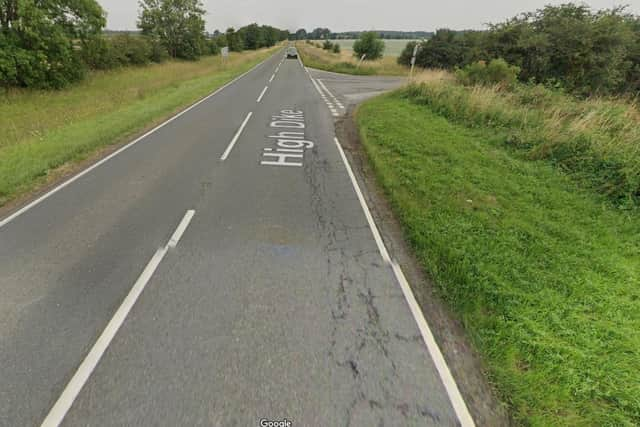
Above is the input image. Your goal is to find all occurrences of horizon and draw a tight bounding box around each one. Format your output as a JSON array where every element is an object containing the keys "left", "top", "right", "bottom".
[{"left": 100, "top": 0, "right": 640, "bottom": 34}]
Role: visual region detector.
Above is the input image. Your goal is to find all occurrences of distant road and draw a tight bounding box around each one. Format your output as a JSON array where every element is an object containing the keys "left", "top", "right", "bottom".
[{"left": 0, "top": 50, "right": 472, "bottom": 426}]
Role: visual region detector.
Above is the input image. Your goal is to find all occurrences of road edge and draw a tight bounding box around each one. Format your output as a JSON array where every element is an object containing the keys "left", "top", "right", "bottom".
[{"left": 335, "top": 105, "right": 513, "bottom": 427}]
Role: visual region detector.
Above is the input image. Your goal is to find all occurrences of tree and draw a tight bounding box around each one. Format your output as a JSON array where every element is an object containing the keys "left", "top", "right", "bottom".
[
  {"left": 242, "top": 23, "right": 264, "bottom": 49},
  {"left": 138, "top": 0, "right": 207, "bottom": 60},
  {"left": 295, "top": 28, "right": 307, "bottom": 40},
  {"left": 309, "top": 27, "right": 331, "bottom": 40},
  {"left": 0, "top": 0, "right": 105, "bottom": 89},
  {"left": 225, "top": 27, "right": 243, "bottom": 52},
  {"left": 353, "top": 31, "right": 385, "bottom": 60}
]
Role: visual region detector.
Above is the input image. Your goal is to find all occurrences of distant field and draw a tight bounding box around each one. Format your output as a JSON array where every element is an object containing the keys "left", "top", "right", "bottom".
[{"left": 330, "top": 39, "right": 412, "bottom": 56}]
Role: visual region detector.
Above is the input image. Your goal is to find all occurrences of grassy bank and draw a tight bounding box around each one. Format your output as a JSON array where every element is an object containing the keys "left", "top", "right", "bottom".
[
  {"left": 357, "top": 92, "right": 640, "bottom": 425},
  {"left": 296, "top": 42, "right": 408, "bottom": 76},
  {"left": 404, "top": 80, "right": 640, "bottom": 207},
  {"left": 0, "top": 47, "right": 278, "bottom": 207}
]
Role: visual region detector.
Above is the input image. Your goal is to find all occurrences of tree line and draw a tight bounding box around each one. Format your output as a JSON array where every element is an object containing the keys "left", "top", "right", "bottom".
[
  {"left": 294, "top": 28, "right": 432, "bottom": 41},
  {"left": 0, "top": 0, "right": 288, "bottom": 90},
  {"left": 398, "top": 3, "right": 640, "bottom": 96}
]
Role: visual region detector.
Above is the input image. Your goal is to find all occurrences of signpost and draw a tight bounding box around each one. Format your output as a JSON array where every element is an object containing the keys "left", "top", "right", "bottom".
[
  {"left": 356, "top": 54, "right": 367, "bottom": 69},
  {"left": 221, "top": 46, "right": 229, "bottom": 66},
  {"left": 409, "top": 43, "right": 420, "bottom": 81}
]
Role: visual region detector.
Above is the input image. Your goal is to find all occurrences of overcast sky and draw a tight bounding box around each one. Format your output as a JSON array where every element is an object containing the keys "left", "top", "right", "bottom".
[{"left": 102, "top": 0, "right": 640, "bottom": 32}]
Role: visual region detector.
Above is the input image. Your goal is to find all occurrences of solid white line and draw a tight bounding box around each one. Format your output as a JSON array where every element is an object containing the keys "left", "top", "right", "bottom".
[
  {"left": 41, "top": 209, "right": 196, "bottom": 427},
  {"left": 220, "top": 112, "right": 253, "bottom": 161},
  {"left": 167, "top": 209, "right": 195, "bottom": 248},
  {"left": 269, "top": 74, "right": 275, "bottom": 83},
  {"left": 0, "top": 53, "right": 276, "bottom": 230},
  {"left": 256, "top": 86, "right": 269, "bottom": 103},
  {"left": 333, "top": 137, "right": 390, "bottom": 262},
  {"left": 333, "top": 137, "right": 475, "bottom": 427}
]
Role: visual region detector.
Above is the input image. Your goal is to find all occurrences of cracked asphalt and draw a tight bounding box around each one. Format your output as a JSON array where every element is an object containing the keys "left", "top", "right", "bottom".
[{"left": 0, "top": 52, "right": 463, "bottom": 426}]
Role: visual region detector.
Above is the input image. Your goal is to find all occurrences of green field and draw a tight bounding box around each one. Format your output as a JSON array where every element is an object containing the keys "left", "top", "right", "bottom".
[
  {"left": 0, "top": 48, "right": 278, "bottom": 208},
  {"left": 330, "top": 39, "right": 412, "bottom": 56},
  {"left": 357, "top": 91, "right": 640, "bottom": 426}
]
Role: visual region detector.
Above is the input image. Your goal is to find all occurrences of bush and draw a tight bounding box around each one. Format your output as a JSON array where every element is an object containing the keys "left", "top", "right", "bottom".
[
  {"left": 207, "top": 39, "right": 221, "bottom": 55},
  {"left": 353, "top": 32, "right": 385, "bottom": 60},
  {"left": 79, "top": 35, "right": 169, "bottom": 71},
  {"left": 0, "top": 0, "right": 104, "bottom": 89},
  {"left": 332, "top": 43, "right": 341, "bottom": 54},
  {"left": 149, "top": 39, "right": 170, "bottom": 62},
  {"left": 322, "top": 40, "right": 333, "bottom": 50},
  {"left": 398, "top": 41, "right": 418, "bottom": 65},
  {"left": 456, "top": 59, "right": 520, "bottom": 87},
  {"left": 110, "top": 34, "right": 153, "bottom": 66}
]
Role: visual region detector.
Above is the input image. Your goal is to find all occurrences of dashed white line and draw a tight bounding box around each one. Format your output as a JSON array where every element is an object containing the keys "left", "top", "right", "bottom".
[
  {"left": 333, "top": 137, "right": 475, "bottom": 427},
  {"left": 0, "top": 53, "right": 275, "bottom": 230},
  {"left": 269, "top": 74, "right": 275, "bottom": 83},
  {"left": 220, "top": 112, "right": 253, "bottom": 161},
  {"left": 168, "top": 209, "right": 195, "bottom": 248},
  {"left": 256, "top": 86, "right": 269, "bottom": 103},
  {"left": 40, "top": 210, "right": 196, "bottom": 427},
  {"left": 317, "top": 79, "right": 345, "bottom": 109},
  {"left": 310, "top": 77, "right": 342, "bottom": 118}
]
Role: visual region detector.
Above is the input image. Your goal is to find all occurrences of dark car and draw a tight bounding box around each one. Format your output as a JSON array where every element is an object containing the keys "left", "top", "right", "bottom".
[{"left": 286, "top": 47, "right": 298, "bottom": 59}]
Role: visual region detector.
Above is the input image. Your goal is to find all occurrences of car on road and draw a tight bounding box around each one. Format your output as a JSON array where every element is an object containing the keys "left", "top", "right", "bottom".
[{"left": 286, "top": 47, "right": 298, "bottom": 59}]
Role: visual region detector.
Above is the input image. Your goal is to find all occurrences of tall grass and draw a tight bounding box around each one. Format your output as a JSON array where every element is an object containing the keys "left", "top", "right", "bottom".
[
  {"left": 403, "top": 79, "right": 640, "bottom": 207},
  {"left": 296, "top": 42, "right": 408, "bottom": 76},
  {"left": 0, "top": 48, "right": 278, "bottom": 207}
]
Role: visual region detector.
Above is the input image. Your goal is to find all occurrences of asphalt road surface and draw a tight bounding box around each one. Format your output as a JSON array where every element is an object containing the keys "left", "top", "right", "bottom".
[{"left": 0, "top": 51, "right": 473, "bottom": 426}]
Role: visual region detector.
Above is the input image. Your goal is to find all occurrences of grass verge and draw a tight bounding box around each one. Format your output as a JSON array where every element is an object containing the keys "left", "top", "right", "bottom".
[
  {"left": 0, "top": 47, "right": 278, "bottom": 208},
  {"left": 404, "top": 80, "right": 640, "bottom": 207},
  {"left": 357, "top": 92, "right": 640, "bottom": 426},
  {"left": 296, "top": 42, "right": 408, "bottom": 76}
]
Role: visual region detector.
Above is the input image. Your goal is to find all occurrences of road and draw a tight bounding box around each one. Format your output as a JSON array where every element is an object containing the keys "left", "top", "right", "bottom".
[{"left": 0, "top": 51, "right": 473, "bottom": 426}]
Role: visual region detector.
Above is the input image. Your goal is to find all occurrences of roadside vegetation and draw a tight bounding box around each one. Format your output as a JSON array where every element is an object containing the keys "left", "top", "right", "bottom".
[
  {"left": 296, "top": 40, "right": 408, "bottom": 76},
  {"left": 0, "top": 0, "right": 289, "bottom": 207},
  {"left": 0, "top": 0, "right": 288, "bottom": 90},
  {"left": 398, "top": 3, "right": 640, "bottom": 97},
  {"left": 370, "top": 11, "right": 640, "bottom": 421},
  {"left": 0, "top": 47, "right": 278, "bottom": 208},
  {"left": 357, "top": 87, "right": 640, "bottom": 426}
]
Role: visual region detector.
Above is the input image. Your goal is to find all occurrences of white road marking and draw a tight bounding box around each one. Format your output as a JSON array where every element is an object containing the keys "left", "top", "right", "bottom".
[
  {"left": 220, "top": 112, "right": 253, "bottom": 161},
  {"left": 333, "top": 137, "right": 476, "bottom": 427},
  {"left": 0, "top": 53, "right": 275, "bottom": 230},
  {"left": 168, "top": 209, "right": 195, "bottom": 248},
  {"left": 40, "top": 210, "right": 196, "bottom": 427},
  {"left": 309, "top": 77, "right": 342, "bottom": 118},
  {"left": 256, "top": 86, "right": 269, "bottom": 103},
  {"left": 269, "top": 74, "right": 275, "bottom": 83},
  {"left": 317, "top": 79, "right": 345, "bottom": 109}
]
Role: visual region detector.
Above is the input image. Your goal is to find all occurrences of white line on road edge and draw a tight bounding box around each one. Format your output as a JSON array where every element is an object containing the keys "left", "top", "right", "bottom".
[
  {"left": 40, "top": 210, "right": 196, "bottom": 427},
  {"left": 310, "top": 78, "right": 341, "bottom": 118},
  {"left": 220, "top": 112, "right": 253, "bottom": 161},
  {"left": 269, "top": 74, "right": 275, "bottom": 83},
  {"left": 317, "top": 79, "right": 345, "bottom": 109},
  {"left": 0, "top": 52, "right": 277, "bottom": 230},
  {"left": 256, "top": 86, "right": 269, "bottom": 103},
  {"left": 333, "top": 137, "right": 476, "bottom": 427}
]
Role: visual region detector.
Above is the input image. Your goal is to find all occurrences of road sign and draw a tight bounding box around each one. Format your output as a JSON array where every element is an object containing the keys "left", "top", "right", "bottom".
[{"left": 221, "top": 46, "right": 229, "bottom": 57}]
